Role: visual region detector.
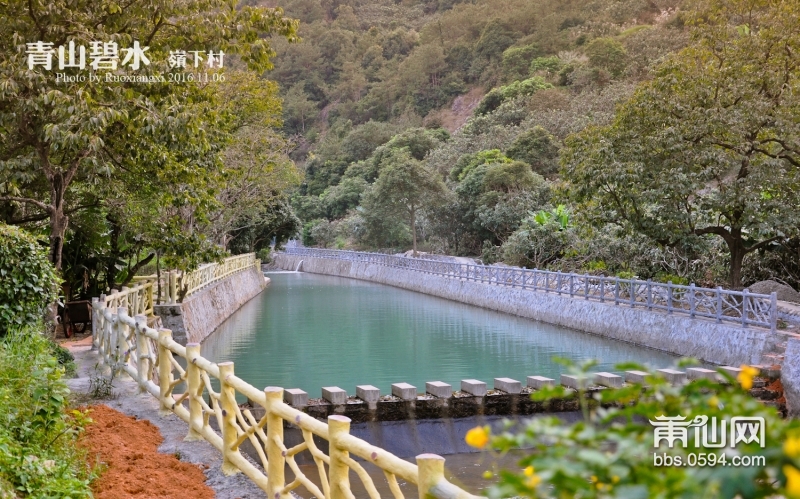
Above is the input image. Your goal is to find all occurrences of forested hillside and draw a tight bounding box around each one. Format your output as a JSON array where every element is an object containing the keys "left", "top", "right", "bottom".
[{"left": 266, "top": 0, "right": 799, "bottom": 290}]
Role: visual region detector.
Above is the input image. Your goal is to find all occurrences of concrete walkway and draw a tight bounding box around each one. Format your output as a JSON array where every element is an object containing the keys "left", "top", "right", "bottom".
[{"left": 64, "top": 338, "right": 266, "bottom": 499}]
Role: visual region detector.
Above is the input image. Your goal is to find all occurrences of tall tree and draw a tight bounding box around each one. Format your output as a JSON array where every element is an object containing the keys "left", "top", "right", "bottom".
[
  {"left": 362, "top": 148, "right": 444, "bottom": 255},
  {"left": 562, "top": 0, "right": 800, "bottom": 288},
  {"left": 0, "top": 0, "right": 298, "bottom": 269}
]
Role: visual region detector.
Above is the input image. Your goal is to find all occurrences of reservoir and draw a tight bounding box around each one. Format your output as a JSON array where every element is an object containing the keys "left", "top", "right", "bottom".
[{"left": 201, "top": 272, "right": 678, "bottom": 393}]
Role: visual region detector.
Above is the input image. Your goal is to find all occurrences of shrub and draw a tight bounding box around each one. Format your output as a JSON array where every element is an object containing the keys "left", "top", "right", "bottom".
[
  {"left": 0, "top": 225, "right": 60, "bottom": 335},
  {"left": 475, "top": 77, "right": 553, "bottom": 115},
  {"left": 481, "top": 358, "right": 800, "bottom": 499},
  {"left": 0, "top": 328, "right": 93, "bottom": 496}
]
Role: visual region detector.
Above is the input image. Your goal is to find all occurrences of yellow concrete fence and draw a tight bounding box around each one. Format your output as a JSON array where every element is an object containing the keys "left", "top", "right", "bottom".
[
  {"left": 127, "top": 253, "right": 258, "bottom": 305},
  {"left": 91, "top": 282, "right": 480, "bottom": 499}
]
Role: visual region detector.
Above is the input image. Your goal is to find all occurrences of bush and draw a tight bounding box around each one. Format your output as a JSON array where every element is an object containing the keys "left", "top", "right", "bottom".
[
  {"left": 0, "top": 329, "right": 94, "bottom": 496},
  {"left": 480, "top": 358, "right": 800, "bottom": 499},
  {"left": 0, "top": 225, "right": 60, "bottom": 335}
]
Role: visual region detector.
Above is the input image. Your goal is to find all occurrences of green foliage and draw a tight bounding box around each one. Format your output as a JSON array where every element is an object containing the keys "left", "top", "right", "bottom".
[
  {"left": 0, "top": 225, "right": 59, "bottom": 335},
  {"left": 502, "top": 44, "right": 541, "bottom": 81},
  {"left": 501, "top": 215, "right": 576, "bottom": 268},
  {"left": 562, "top": 0, "right": 800, "bottom": 288},
  {"left": 0, "top": 329, "right": 94, "bottom": 496},
  {"left": 506, "top": 126, "right": 561, "bottom": 177},
  {"left": 529, "top": 56, "right": 563, "bottom": 75},
  {"left": 450, "top": 150, "right": 513, "bottom": 182},
  {"left": 487, "top": 358, "right": 800, "bottom": 499},
  {"left": 585, "top": 37, "right": 629, "bottom": 77},
  {"left": 475, "top": 76, "right": 553, "bottom": 115}
]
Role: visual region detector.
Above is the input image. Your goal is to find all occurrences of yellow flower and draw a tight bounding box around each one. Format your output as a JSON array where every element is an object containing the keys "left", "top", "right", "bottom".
[
  {"left": 482, "top": 470, "right": 493, "bottom": 479},
  {"left": 526, "top": 474, "right": 542, "bottom": 488},
  {"left": 590, "top": 475, "right": 598, "bottom": 483},
  {"left": 465, "top": 426, "right": 489, "bottom": 449},
  {"left": 524, "top": 466, "right": 534, "bottom": 476},
  {"left": 737, "top": 365, "right": 759, "bottom": 390},
  {"left": 786, "top": 436, "right": 800, "bottom": 459},
  {"left": 784, "top": 465, "right": 800, "bottom": 499},
  {"left": 708, "top": 396, "right": 719, "bottom": 407},
  {"left": 612, "top": 475, "right": 620, "bottom": 484}
]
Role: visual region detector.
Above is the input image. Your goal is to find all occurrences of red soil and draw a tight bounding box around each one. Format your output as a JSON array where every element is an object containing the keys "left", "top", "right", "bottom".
[{"left": 80, "top": 405, "right": 214, "bottom": 499}]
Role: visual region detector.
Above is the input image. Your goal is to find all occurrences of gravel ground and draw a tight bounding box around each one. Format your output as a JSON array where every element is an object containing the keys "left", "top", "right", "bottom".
[{"left": 65, "top": 340, "right": 267, "bottom": 499}]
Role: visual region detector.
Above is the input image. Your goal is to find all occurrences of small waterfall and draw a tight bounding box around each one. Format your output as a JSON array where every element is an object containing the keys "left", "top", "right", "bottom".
[{"left": 295, "top": 260, "right": 303, "bottom": 272}]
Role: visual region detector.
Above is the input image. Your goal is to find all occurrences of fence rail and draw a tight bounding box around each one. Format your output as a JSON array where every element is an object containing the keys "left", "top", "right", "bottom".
[
  {"left": 127, "top": 253, "right": 258, "bottom": 305},
  {"left": 284, "top": 247, "right": 778, "bottom": 332},
  {"left": 91, "top": 300, "right": 479, "bottom": 499}
]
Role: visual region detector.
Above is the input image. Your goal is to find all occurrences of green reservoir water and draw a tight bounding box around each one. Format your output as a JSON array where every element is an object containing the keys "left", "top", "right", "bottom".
[{"left": 201, "top": 272, "right": 678, "bottom": 393}]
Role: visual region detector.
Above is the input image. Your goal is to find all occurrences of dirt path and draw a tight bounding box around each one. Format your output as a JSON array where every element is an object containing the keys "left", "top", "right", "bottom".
[
  {"left": 80, "top": 405, "right": 215, "bottom": 499},
  {"left": 65, "top": 340, "right": 267, "bottom": 499}
]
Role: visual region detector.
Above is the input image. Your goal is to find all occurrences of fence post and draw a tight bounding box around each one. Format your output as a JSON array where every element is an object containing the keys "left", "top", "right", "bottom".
[
  {"left": 667, "top": 283, "right": 673, "bottom": 314},
  {"left": 328, "top": 415, "right": 352, "bottom": 499},
  {"left": 416, "top": 453, "right": 446, "bottom": 499},
  {"left": 147, "top": 282, "right": 154, "bottom": 312},
  {"left": 569, "top": 274, "right": 574, "bottom": 297},
  {"left": 646, "top": 279, "right": 653, "bottom": 309},
  {"left": 584, "top": 274, "right": 589, "bottom": 300},
  {"left": 629, "top": 280, "right": 635, "bottom": 308},
  {"left": 614, "top": 279, "right": 619, "bottom": 305},
  {"left": 91, "top": 297, "right": 100, "bottom": 351},
  {"left": 157, "top": 329, "right": 175, "bottom": 416},
  {"left": 265, "top": 387, "right": 287, "bottom": 499},
  {"left": 600, "top": 279, "right": 605, "bottom": 303},
  {"left": 689, "top": 284, "right": 696, "bottom": 318},
  {"left": 168, "top": 271, "right": 177, "bottom": 304},
  {"left": 770, "top": 292, "right": 778, "bottom": 332},
  {"left": 556, "top": 271, "right": 562, "bottom": 294},
  {"left": 115, "top": 307, "right": 129, "bottom": 369},
  {"left": 134, "top": 314, "right": 150, "bottom": 390},
  {"left": 716, "top": 287, "right": 723, "bottom": 323},
  {"left": 184, "top": 343, "right": 204, "bottom": 441},
  {"left": 218, "top": 362, "right": 241, "bottom": 476},
  {"left": 545, "top": 272, "right": 549, "bottom": 293},
  {"left": 742, "top": 289, "right": 749, "bottom": 328}
]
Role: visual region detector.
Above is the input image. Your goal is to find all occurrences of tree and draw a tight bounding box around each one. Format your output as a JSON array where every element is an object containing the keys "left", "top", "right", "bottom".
[
  {"left": 0, "top": 0, "right": 298, "bottom": 270},
  {"left": 562, "top": 0, "right": 800, "bottom": 288},
  {"left": 361, "top": 148, "right": 444, "bottom": 255}
]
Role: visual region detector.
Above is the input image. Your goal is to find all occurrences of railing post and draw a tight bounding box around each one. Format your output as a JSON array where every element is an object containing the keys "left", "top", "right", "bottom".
[
  {"left": 91, "top": 297, "right": 100, "bottom": 351},
  {"left": 265, "top": 387, "right": 288, "bottom": 499},
  {"left": 416, "top": 454, "right": 446, "bottom": 499},
  {"left": 584, "top": 274, "right": 589, "bottom": 300},
  {"left": 328, "top": 415, "right": 352, "bottom": 499},
  {"left": 156, "top": 329, "right": 175, "bottom": 415},
  {"left": 134, "top": 314, "right": 150, "bottom": 389},
  {"left": 557, "top": 271, "right": 562, "bottom": 295},
  {"left": 600, "top": 278, "right": 605, "bottom": 302},
  {"left": 742, "top": 289, "right": 749, "bottom": 328},
  {"left": 218, "top": 362, "right": 241, "bottom": 476},
  {"left": 115, "top": 306, "right": 129, "bottom": 369},
  {"left": 770, "top": 292, "right": 778, "bottom": 332},
  {"left": 168, "top": 271, "right": 177, "bottom": 304},
  {"left": 667, "top": 283, "right": 673, "bottom": 314},
  {"left": 646, "top": 279, "right": 652, "bottom": 309},
  {"left": 689, "top": 283, "right": 696, "bottom": 318},
  {"left": 716, "top": 287, "right": 723, "bottom": 323},
  {"left": 569, "top": 274, "right": 574, "bottom": 297},
  {"left": 614, "top": 279, "right": 619, "bottom": 305},
  {"left": 184, "top": 343, "right": 204, "bottom": 440},
  {"left": 147, "top": 281, "right": 154, "bottom": 312}
]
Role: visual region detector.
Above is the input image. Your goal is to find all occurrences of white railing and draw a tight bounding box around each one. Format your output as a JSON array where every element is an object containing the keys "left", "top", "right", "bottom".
[
  {"left": 91, "top": 301, "right": 478, "bottom": 499},
  {"left": 132, "top": 253, "right": 258, "bottom": 304},
  {"left": 284, "top": 247, "right": 779, "bottom": 332}
]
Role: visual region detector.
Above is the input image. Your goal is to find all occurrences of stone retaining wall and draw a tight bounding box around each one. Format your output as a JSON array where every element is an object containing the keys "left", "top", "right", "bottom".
[
  {"left": 275, "top": 254, "right": 777, "bottom": 367},
  {"left": 155, "top": 267, "right": 268, "bottom": 344}
]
